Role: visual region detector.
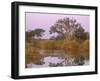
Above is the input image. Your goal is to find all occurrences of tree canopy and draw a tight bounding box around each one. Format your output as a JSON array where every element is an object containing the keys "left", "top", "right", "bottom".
[
  {"left": 49, "top": 17, "right": 89, "bottom": 40},
  {"left": 32, "top": 29, "right": 45, "bottom": 39},
  {"left": 26, "top": 28, "right": 45, "bottom": 42}
]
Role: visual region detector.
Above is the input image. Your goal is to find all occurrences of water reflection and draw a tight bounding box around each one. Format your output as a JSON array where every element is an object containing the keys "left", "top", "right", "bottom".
[{"left": 27, "top": 55, "right": 89, "bottom": 68}]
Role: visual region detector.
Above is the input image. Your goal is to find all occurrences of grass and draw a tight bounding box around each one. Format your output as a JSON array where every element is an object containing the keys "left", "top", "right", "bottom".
[{"left": 25, "top": 39, "right": 89, "bottom": 67}]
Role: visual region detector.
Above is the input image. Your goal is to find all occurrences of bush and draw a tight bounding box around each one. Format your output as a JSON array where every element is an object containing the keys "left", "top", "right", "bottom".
[
  {"left": 25, "top": 46, "right": 42, "bottom": 65},
  {"left": 81, "top": 40, "right": 89, "bottom": 59},
  {"left": 54, "top": 40, "right": 64, "bottom": 50},
  {"left": 40, "top": 40, "right": 56, "bottom": 50},
  {"left": 62, "top": 40, "right": 80, "bottom": 55}
]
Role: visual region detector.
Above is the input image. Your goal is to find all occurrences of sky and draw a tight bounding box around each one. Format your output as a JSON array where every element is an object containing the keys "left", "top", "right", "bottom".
[{"left": 25, "top": 12, "right": 89, "bottom": 39}]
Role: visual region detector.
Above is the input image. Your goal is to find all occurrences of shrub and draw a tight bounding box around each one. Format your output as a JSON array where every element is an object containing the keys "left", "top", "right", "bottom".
[
  {"left": 81, "top": 40, "right": 89, "bottom": 59},
  {"left": 40, "top": 40, "right": 56, "bottom": 50},
  {"left": 62, "top": 40, "right": 80, "bottom": 56},
  {"left": 54, "top": 40, "right": 64, "bottom": 50},
  {"left": 25, "top": 46, "right": 42, "bottom": 65}
]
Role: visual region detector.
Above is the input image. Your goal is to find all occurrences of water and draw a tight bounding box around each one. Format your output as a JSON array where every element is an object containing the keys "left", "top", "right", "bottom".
[
  {"left": 26, "top": 55, "right": 89, "bottom": 68},
  {"left": 27, "top": 56, "right": 64, "bottom": 68}
]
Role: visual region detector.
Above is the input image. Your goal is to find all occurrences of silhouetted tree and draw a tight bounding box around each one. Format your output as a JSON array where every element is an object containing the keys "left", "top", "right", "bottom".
[
  {"left": 33, "top": 29, "right": 45, "bottom": 39},
  {"left": 26, "top": 28, "right": 45, "bottom": 42}
]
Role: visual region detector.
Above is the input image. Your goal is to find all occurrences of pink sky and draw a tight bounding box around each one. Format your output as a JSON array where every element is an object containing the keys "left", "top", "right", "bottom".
[{"left": 25, "top": 12, "right": 89, "bottom": 39}]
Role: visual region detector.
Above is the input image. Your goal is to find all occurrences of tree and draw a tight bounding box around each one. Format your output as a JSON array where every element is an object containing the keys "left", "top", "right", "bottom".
[
  {"left": 26, "top": 28, "right": 45, "bottom": 42},
  {"left": 73, "top": 27, "right": 89, "bottom": 42},
  {"left": 49, "top": 17, "right": 84, "bottom": 40},
  {"left": 26, "top": 30, "right": 33, "bottom": 43},
  {"left": 50, "top": 35, "right": 64, "bottom": 40},
  {"left": 32, "top": 29, "right": 45, "bottom": 39}
]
